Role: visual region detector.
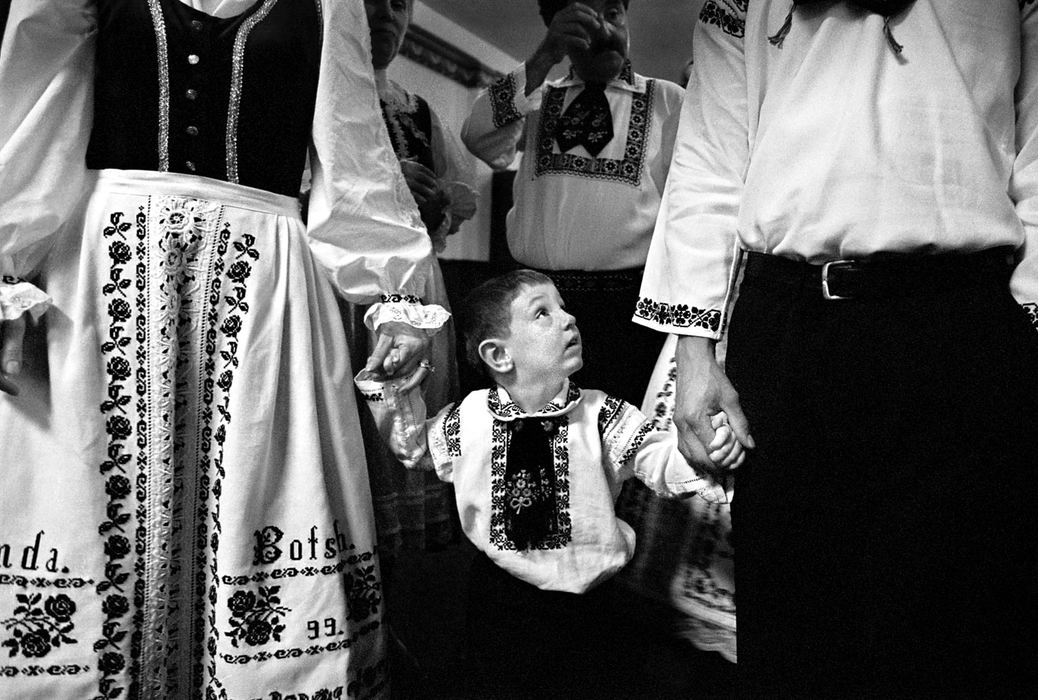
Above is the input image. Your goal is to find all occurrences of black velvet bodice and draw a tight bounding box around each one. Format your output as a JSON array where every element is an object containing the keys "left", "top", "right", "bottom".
[
  {"left": 380, "top": 93, "right": 435, "bottom": 173},
  {"left": 86, "top": 0, "right": 320, "bottom": 197}
]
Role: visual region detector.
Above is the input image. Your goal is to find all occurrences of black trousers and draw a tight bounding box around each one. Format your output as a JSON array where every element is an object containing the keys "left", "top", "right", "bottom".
[
  {"left": 538, "top": 267, "right": 666, "bottom": 406},
  {"left": 726, "top": 260, "right": 1038, "bottom": 697}
]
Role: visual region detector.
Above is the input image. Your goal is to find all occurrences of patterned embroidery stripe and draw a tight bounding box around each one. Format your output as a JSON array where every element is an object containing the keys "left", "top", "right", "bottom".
[
  {"left": 700, "top": 0, "right": 747, "bottom": 39},
  {"left": 443, "top": 404, "right": 462, "bottom": 458},
  {"left": 489, "top": 73, "right": 523, "bottom": 128},
  {"left": 634, "top": 297, "right": 722, "bottom": 332},
  {"left": 1023, "top": 302, "right": 1038, "bottom": 332},
  {"left": 617, "top": 421, "right": 655, "bottom": 467},
  {"left": 597, "top": 394, "right": 625, "bottom": 435},
  {"left": 0, "top": 664, "right": 90, "bottom": 677},
  {"left": 535, "top": 80, "right": 655, "bottom": 187},
  {"left": 0, "top": 575, "right": 94, "bottom": 589},
  {"left": 0, "top": 275, "right": 25, "bottom": 284},
  {"left": 221, "top": 552, "right": 376, "bottom": 585},
  {"left": 220, "top": 620, "right": 381, "bottom": 664},
  {"left": 379, "top": 293, "right": 422, "bottom": 304}
]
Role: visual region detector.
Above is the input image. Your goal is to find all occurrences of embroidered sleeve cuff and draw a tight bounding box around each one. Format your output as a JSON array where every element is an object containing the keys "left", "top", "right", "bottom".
[
  {"left": 632, "top": 297, "right": 723, "bottom": 339},
  {"left": 1, "top": 278, "right": 52, "bottom": 321},
  {"left": 489, "top": 65, "right": 538, "bottom": 128},
  {"left": 363, "top": 300, "right": 450, "bottom": 335}
]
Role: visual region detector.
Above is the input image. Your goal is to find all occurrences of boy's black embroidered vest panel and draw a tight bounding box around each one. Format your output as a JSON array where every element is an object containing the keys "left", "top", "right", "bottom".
[{"left": 87, "top": 0, "right": 320, "bottom": 198}]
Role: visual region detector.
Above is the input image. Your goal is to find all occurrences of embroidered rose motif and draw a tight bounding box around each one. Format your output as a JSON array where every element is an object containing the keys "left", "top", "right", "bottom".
[
  {"left": 107, "top": 298, "right": 132, "bottom": 322},
  {"left": 225, "top": 586, "right": 289, "bottom": 648},
  {"left": 106, "top": 357, "right": 132, "bottom": 381},
  {"left": 108, "top": 241, "right": 132, "bottom": 265},
  {"left": 2, "top": 592, "right": 78, "bottom": 659},
  {"left": 104, "top": 535, "right": 130, "bottom": 560},
  {"left": 227, "top": 261, "right": 252, "bottom": 283},
  {"left": 98, "top": 651, "right": 125, "bottom": 675},
  {"left": 105, "top": 475, "right": 131, "bottom": 499},
  {"left": 220, "top": 315, "right": 242, "bottom": 336},
  {"left": 216, "top": 370, "right": 234, "bottom": 392},
  {"left": 101, "top": 595, "right": 129, "bottom": 618},
  {"left": 227, "top": 590, "right": 256, "bottom": 616},
  {"left": 43, "top": 595, "right": 76, "bottom": 623},
  {"left": 106, "top": 416, "right": 132, "bottom": 441}
]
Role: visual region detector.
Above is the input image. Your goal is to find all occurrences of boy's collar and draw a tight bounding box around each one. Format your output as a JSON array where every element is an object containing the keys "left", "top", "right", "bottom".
[{"left": 488, "top": 380, "right": 582, "bottom": 421}]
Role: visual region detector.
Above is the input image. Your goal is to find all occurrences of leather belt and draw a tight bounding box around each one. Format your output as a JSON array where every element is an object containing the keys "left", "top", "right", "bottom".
[{"left": 743, "top": 248, "right": 1014, "bottom": 300}]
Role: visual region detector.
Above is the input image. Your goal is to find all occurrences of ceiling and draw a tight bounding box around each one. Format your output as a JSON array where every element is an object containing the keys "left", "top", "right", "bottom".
[{"left": 420, "top": 0, "right": 703, "bottom": 85}]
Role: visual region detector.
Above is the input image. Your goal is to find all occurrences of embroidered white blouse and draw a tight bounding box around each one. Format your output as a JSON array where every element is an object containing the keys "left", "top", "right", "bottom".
[
  {"left": 0, "top": 0, "right": 443, "bottom": 328},
  {"left": 637, "top": 0, "right": 1038, "bottom": 338},
  {"left": 357, "top": 378, "right": 726, "bottom": 594},
  {"left": 461, "top": 63, "right": 684, "bottom": 272}
]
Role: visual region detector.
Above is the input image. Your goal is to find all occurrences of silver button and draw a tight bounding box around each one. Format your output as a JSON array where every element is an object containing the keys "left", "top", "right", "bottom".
[
  {"left": 191, "top": 20, "right": 204, "bottom": 32},
  {"left": 188, "top": 54, "right": 200, "bottom": 65},
  {"left": 185, "top": 161, "right": 197, "bottom": 172},
  {"left": 185, "top": 88, "right": 198, "bottom": 100},
  {"left": 186, "top": 125, "right": 199, "bottom": 136}
]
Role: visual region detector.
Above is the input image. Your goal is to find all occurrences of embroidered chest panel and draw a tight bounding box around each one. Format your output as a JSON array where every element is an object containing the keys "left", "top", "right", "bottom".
[
  {"left": 534, "top": 80, "right": 656, "bottom": 187},
  {"left": 488, "top": 419, "right": 573, "bottom": 551}
]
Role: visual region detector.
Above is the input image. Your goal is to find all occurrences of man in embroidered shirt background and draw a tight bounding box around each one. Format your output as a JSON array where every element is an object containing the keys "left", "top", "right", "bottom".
[
  {"left": 461, "top": 0, "right": 684, "bottom": 406},
  {"left": 637, "top": 0, "right": 1038, "bottom": 696}
]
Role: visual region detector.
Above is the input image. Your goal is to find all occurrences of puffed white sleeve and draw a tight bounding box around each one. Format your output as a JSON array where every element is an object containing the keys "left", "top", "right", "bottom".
[
  {"left": 599, "top": 394, "right": 727, "bottom": 503},
  {"left": 427, "top": 105, "right": 478, "bottom": 253},
  {"left": 634, "top": 1, "right": 749, "bottom": 340},
  {"left": 306, "top": 0, "right": 446, "bottom": 331},
  {"left": 1010, "top": 0, "right": 1038, "bottom": 332},
  {"left": 0, "top": 0, "right": 96, "bottom": 321},
  {"left": 460, "top": 64, "right": 540, "bottom": 170}
]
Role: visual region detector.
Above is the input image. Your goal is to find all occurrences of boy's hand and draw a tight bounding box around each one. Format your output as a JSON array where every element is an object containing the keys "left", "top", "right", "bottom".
[{"left": 706, "top": 412, "right": 745, "bottom": 471}]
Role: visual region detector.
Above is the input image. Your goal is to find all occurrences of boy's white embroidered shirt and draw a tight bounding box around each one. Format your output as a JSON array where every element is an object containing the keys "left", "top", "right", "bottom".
[{"left": 358, "top": 378, "right": 725, "bottom": 593}]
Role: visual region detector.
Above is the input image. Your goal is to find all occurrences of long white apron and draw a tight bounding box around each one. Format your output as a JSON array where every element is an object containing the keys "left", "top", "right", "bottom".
[{"left": 0, "top": 170, "right": 387, "bottom": 699}]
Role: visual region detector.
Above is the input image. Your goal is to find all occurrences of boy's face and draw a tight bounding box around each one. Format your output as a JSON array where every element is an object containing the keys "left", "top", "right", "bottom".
[{"left": 502, "top": 282, "right": 583, "bottom": 384}]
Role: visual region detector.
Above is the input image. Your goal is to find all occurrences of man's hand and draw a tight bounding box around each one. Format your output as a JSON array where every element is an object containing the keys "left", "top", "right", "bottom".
[
  {"left": 673, "top": 335, "right": 754, "bottom": 473},
  {"left": 364, "top": 321, "right": 432, "bottom": 393},
  {"left": 526, "top": 2, "right": 602, "bottom": 94},
  {"left": 0, "top": 315, "right": 26, "bottom": 396}
]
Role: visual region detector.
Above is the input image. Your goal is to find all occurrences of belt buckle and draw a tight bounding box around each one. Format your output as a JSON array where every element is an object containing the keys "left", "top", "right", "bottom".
[{"left": 821, "top": 260, "right": 853, "bottom": 300}]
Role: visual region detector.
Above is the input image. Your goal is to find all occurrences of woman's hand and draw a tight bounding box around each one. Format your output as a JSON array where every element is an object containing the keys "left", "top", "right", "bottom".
[
  {"left": 364, "top": 321, "right": 432, "bottom": 393},
  {"left": 0, "top": 315, "right": 26, "bottom": 396}
]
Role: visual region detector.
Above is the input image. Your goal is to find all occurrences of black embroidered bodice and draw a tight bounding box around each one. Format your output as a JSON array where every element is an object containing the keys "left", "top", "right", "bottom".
[
  {"left": 86, "top": 0, "right": 320, "bottom": 198},
  {"left": 380, "top": 93, "right": 435, "bottom": 172}
]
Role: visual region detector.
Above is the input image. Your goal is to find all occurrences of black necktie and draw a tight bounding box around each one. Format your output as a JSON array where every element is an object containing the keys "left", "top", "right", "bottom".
[
  {"left": 555, "top": 83, "right": 614, "bottom": 158},
  {"left": 502, "top": 417, "right": 561, "bottom": 551}
]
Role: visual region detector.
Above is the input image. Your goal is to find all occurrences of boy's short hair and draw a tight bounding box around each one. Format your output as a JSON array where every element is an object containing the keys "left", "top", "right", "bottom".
[
  {"left": 537, "top": 0, "right": 631, "bottom": 26},
  {"left": 460, "top": 269, "right": 554, "bottom": 373}
]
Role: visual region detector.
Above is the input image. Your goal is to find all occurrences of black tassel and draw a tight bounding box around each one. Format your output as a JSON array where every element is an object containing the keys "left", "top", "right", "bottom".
[
  {"left": 882, "top": 15, "right": 904, "bottom": 55},
  {"left": 768, "top": 2, "right": 797, "bottom": 48}
]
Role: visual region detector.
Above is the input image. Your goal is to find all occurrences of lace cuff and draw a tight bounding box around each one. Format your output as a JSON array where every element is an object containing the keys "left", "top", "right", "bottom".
[
  {"left": 363, "top": 299, "right": 450, "bottom": 335},
  {"left": 1, "top": 278, "right": 52, "bottom": 321}
]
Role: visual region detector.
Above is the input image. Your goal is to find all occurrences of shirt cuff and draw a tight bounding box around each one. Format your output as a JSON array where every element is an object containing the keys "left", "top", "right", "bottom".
[
  {"left": 1, "top": 278, "right": 52, "bottom": 321},
  {"left": 489, "top": 64, "right": 540, "bottom": 128},
  {"left": 631, "top": 296, "right": 723, "bottom": 339},
  {"left": 363, "top": 299, "right": 450, "bottom": 335}
]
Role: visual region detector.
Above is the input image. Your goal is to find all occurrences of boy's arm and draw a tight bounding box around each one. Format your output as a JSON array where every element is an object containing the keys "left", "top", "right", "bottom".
[{"left": 599, "top": 395, "right": 728, "bottom": 503}]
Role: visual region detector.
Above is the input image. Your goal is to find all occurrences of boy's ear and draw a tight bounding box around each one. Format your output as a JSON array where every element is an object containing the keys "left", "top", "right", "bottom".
[{"left": 478, "top": 338, "right": 513, "bottom": 374}]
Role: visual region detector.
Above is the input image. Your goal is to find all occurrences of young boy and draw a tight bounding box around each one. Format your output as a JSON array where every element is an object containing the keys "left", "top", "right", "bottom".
[{"left": 356, "top": 269, "right": 739, "bottom": 697}]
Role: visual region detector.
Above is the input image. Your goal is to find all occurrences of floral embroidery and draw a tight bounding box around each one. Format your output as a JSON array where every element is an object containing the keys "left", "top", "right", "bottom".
[
  {"left": 379, "top": 293, "right": 421, "bottom": 304},
  {"left": 1, "top": 594, "right": 78, "bottom": 659},
  {"left": 487, "top": 382, "right": 581, "bottom": 420},
  {"left": 489, "top": 418, "right": 573, "bottom": 551},
  {"left": 635, "top": 297, "right": 722, "bottom": 332},
  {"left": 443, "top": 404, "right": 462, "bottom": 458},
  {"left": 535, "top": 80, "right": 655, "bottom": 187},
  {"left": 700, "top": 0, "right": 747, "bottom": 38},
  {"left": 489, "top": 73, "right": 523, "bottom": 128},
  {"left": 344, "top": 565, "right": 382, "bottom": 623},
  {"left": 1023, "top": 302, "right": 1038, "bottom": 332},
  {"left": 226, "top": 587, "right": 290, "bottom": 648}
]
